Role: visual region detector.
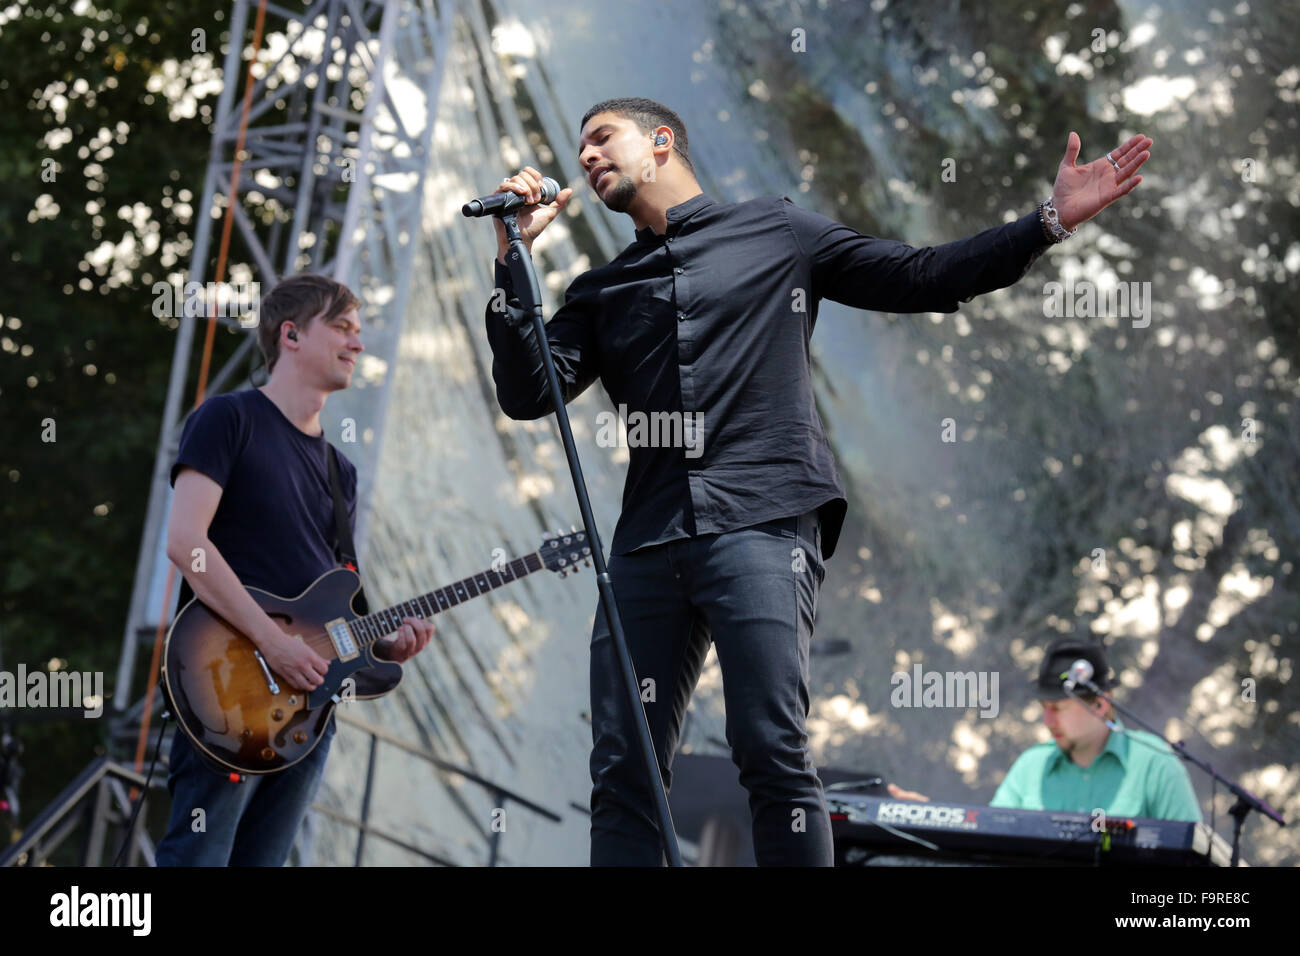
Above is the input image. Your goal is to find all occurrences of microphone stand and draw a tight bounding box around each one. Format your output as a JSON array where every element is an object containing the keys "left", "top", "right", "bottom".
[
  {"left": 1064, "top": 679, "right": 1285, "bottom": 866},
  {"left": 495, "top": 210, "right": 683, "bottom": 867}
]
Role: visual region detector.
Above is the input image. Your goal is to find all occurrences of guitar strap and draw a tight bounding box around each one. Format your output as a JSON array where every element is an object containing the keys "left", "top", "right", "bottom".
[
  {"left": 327, "top": 443, "right": 369, "bottom": 615},
  {"left": 328, "top": 444, "right": 397, "bottom": 700}
]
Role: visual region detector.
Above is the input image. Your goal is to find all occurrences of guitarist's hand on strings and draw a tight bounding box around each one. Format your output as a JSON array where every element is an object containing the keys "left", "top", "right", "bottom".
[
  {"left": 375, "top": 616, "right": 434, "bottom": 664},
  {"left": 257, "top": 627, "right": 331, "bottom": 692}
]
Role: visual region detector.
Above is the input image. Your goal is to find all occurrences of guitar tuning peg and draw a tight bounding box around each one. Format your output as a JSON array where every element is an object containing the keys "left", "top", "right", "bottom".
[
  {"left": 571, "top": 524, "right": 577, "bottom": 532},
  {"left": 584, "top": 558, "right": 592, "bottom": 567}
]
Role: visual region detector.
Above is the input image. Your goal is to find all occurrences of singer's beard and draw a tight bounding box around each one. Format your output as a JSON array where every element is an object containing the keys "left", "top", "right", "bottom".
[{"left": 601, "top": 174, "right": 638, "bottom": 213}]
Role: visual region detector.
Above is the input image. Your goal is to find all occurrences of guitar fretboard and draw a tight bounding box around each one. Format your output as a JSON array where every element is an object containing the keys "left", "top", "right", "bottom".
[{"left": 349, "top": 552, "right": 543, "bottom": 645}]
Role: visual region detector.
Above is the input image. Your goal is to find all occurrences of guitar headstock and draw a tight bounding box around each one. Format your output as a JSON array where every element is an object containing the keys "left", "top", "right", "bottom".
[{"left": 540, "top": 527, "right": 593, "bottom": 576}]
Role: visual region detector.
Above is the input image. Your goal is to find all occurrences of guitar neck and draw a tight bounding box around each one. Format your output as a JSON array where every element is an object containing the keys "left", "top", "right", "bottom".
[{"left": 350, "top": 552, "right": 543, "bottom": 646}]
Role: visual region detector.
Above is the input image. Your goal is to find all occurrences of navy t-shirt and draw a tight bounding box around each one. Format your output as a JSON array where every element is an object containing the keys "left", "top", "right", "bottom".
[{"left": 169, "top": 387, "right": 358, "bottom": 599}]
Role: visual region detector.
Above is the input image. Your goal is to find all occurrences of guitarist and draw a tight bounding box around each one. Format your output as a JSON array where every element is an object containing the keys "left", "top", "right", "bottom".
[{"left": 154, "top": 273, "right": 433, "bottom": 867}]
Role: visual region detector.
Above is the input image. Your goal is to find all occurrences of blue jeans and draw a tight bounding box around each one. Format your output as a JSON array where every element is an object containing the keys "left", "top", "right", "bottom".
[
  {"left": 589, "top": 510, "right": 834, "bottom": 866},
  {"left": 154, "top": 718, "right": 335, "bottom": 866}
]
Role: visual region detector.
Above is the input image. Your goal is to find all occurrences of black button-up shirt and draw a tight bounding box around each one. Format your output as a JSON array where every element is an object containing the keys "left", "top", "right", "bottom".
[{"left": 485, "top": 193, "right": 1051, "bottom": 560}]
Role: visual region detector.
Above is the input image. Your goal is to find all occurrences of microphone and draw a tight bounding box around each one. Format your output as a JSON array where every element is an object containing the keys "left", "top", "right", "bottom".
[
  {"left": 462, "top": 177, "right": 560, "bottom": 218},
  {"left": 1064, "top": 659, "right": 1122, "bottom": 732},
  {"left": 1063, "top": 659, "right": 1094, "bottom": 691}
]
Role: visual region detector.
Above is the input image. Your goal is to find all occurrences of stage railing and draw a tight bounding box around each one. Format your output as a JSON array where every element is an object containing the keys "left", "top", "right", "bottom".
[
  {"left": 1, "top": 757, "right": 156, "bottom": 867},
  {"left": 322, "top": 711, "right": 564, "bottom": 867},
  {"left": 4, "top": 715, "right": 565, "bottom": 867}
]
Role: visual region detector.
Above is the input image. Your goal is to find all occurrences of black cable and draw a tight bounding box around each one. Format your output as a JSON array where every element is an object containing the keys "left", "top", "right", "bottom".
[{"left": 113, "top": 714, "right": 170, "bottom": 867}]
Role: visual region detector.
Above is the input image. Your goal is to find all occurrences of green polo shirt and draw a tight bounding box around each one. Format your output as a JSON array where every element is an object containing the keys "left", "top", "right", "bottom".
[{"left": 990, "top": 720, "right": 1203, "bottom": 822}]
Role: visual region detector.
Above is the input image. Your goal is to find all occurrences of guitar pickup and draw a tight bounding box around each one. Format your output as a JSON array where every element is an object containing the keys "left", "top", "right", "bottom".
[{"left": 325, "top": 618, "right": 359, "bottom": 661}]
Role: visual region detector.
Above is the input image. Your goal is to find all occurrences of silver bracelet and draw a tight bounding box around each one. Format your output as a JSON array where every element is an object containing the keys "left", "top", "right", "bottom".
[{"left": 1038, "top": 197, "right": 1076, "bottom": 243}]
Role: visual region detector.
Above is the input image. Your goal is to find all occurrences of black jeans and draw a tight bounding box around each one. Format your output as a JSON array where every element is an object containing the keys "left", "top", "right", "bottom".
[{"left": 589, "top": 509, "right": 833, "bottom": 866}]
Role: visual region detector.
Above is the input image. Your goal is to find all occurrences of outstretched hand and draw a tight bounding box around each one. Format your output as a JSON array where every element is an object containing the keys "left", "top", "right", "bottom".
[{"left": 1052, "top": 132, "right": 1152, "bottom": 232}]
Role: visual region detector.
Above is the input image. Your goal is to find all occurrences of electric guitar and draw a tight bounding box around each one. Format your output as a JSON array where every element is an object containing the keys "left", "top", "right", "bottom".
[{"left": 162, "top": 530, "right": 591, "bottom": 775}]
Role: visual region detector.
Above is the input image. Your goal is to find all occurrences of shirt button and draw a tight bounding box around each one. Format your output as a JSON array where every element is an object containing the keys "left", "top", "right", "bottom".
[
  {"left": 667, "top": 236, "right": 674, "bottom": 242},
  {"left": 675, "top": 267, "right": 684, "bottom": 274},
  {"left": 677, "top": 311, "right": 686, "bottom": 322}
]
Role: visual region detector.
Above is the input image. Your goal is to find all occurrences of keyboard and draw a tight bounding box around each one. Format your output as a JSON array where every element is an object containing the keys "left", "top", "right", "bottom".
[{"left": 827, "top": 791, "right": 1234, "bottom": 866}]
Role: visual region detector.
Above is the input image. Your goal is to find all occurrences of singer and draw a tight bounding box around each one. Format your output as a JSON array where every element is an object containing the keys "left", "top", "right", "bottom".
[{"left": 481, "top": 98, "right": 1152, "bottom": 865}]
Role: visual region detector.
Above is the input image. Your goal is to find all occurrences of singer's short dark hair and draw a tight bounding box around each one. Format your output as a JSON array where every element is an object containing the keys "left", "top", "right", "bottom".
[{"left": 581, "top": 97, "right": 694, "bottom": 174}]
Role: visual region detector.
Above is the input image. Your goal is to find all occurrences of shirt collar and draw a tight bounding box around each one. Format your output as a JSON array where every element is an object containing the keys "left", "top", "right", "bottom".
[
  {"left": 634, "top": 193, "right": 713, "bottom": 243},
  {"left": 1047, "top": 718, "right": 1128, "bottom": 772}
]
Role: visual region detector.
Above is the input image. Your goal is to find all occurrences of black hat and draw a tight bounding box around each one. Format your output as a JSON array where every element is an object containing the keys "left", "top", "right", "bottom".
[{"left": 1034, "top": 638, "right": 1115, "bottom": 700}]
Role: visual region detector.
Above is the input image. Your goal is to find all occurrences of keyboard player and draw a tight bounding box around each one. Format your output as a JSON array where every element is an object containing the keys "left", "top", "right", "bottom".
[
  {"left": 989, "top": 638, "right": 1202, "bottom": 821},
  {"left": 891, "top": 638, "right": 1203, "bottom": 822}
]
